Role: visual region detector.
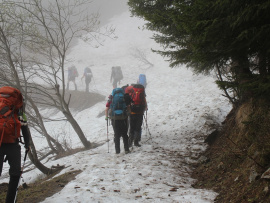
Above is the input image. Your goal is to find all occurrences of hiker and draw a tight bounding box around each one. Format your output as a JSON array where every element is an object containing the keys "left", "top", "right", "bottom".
[
  {"left": 105, "top": 87, "right": 131, "bottom": 154},
  {"left": 81, "top": 67, "right": 93, "bottom": 92},
  {"left": 67, "top": 65, "right": 78, "bottom": 91},
  {"left": 137, "top": 74, "right": 147, "bottom": 88},
  {"left": 0, "top": 86, "right": 30, "bottom": 203},
  {"left": 110, "top": 66, "right": 123, "bottom": 88},
  {"left": 129, "top": 84, "right": 147, "bottom": 147},
  {"left": 124, "top": 85, "right": 134, "bottom": 138}
]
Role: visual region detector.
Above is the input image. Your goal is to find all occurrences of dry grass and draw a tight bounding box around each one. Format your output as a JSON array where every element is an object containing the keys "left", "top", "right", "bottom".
[{"left": 0, "top": 170, "right": 81, "bottom": 203}]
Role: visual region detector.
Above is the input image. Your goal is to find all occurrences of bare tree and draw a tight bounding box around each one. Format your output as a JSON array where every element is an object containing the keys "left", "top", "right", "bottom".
[
  {"left": 0, "top": 0, "right": 114, "bottom": 174},
  {"left": 7, "top": 0, "right": 114, "bottom": 148},
  {"left": 131, "top": 47, "right": 154, "bottom": 69},
  {"left": 0, "top": 5, "right": 59, "bottom": 174}
]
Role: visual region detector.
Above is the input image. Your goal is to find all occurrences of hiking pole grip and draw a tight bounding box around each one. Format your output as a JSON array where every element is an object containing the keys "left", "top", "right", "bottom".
[{"left": 24, "top": 148, "right": 29, "bottom": 161}]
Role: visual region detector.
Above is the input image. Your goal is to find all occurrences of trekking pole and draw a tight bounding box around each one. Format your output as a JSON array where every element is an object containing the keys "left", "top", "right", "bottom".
[
  {"left": 14, "top": 148, "right": 29, "bottom": 203},
  {"left": 107, "top": 119, "right": 109, "bottom": 153},
  {"left": 146, "top": 111, "right": 152, "bottom": 137},
  {"left": 144, "top": 111, "right": 152, "bottom": 143},
  {"left": 143, "top": 119, "right": 147, "bottom": 137}
]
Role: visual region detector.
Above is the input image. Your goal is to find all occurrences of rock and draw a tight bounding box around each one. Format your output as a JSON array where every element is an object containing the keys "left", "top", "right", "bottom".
[
  {"left": 249, "top": 168, "right": 259, "bottom": 183},
  {"left": 198, "top": 156, "right": 209, "bottom": 164},
  {"left": 261, "top": 167, "right": 270, "bottom": 179},
  {"left": 204, "top": 130, "right": 219, "bottom": 145},
  {"left": 217, "top": 162, "right": 224, "bottom": 169},
  {"left": 263, "top": 186, "right": 269, "bottom": 193}
]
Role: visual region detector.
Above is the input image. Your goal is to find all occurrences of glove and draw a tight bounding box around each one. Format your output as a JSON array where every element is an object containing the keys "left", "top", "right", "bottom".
[{"left": 25, "top": 146, "right": 30, "bottom": 152}]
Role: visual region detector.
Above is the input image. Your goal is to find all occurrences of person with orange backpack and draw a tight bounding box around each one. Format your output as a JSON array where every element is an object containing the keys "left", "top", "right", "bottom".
[
  {"left": 0, "top": 86, "right": 30, "bottom": 203},
  {"left": 128, "top": 84, "right": 147, "bottom": 147}
]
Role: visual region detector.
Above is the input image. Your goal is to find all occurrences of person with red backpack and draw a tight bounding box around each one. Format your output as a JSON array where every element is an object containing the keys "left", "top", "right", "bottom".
[
  {"left": 0, "top": 86, "right": 30, "bottom": 203},
  {"left": 105, "top": 87, "right": 131, "bottom": 154},
  {"left": 128, "top": 84, "right": 147, "bottom": 147}
]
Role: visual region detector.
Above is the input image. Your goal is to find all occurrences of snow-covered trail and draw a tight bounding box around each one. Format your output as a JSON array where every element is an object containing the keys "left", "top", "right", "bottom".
[{"left": 42, "top": 54, "right": 230, "bottom": 202}]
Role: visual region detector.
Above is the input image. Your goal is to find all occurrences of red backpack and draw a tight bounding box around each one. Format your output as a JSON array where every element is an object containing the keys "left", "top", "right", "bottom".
[
  {"left": 125, "top": 85, "right": 134, "bottom": 95},
  {"left": 131, "top": 84, "right": 146, "bottom": 113},
  {"left": 0, "top": 86, "right": 23, "bottom": 146}
]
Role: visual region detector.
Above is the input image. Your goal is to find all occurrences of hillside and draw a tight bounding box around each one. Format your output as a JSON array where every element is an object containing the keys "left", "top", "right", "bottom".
[{"left": 192, "top": 99, "right": 270, "bottom": 202}]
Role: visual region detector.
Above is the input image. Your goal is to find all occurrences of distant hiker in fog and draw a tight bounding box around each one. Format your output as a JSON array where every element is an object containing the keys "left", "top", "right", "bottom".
[
  {"left": 110, "top": 66, "right": 123, "bottom": 88},
  {"left": 81, "top": 67, "right": 93, "bottom": 92},
  {"left": 67, "top": 65, "right": 78, "bottom": 91}
]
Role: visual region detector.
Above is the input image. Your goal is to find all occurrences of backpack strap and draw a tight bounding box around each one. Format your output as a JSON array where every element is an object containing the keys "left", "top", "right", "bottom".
[{"left": 0, "top": 125, "right": 5, "bottom": 147}]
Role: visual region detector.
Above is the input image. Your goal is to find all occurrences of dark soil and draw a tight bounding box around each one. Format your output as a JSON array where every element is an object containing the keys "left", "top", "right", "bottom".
[
  {"left": 36, "top": 89, "right": 106, "bottom": 112},
  {"left": 64, "top": 90, "right": 106, "bottom": 111},
  {"left": 191, "top": 100, "right": 270, "bottom": 203},
  {"left": 0, "top": 170, "right": 81, "bottom": 203}
]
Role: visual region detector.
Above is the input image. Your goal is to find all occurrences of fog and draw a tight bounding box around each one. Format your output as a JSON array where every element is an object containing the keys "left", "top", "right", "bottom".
[
  {"left": 90, "top": 0, "right": 129, "bottom": 26},
  {"left": 41, "top": 0, "right": 129, "bottom": 26}
]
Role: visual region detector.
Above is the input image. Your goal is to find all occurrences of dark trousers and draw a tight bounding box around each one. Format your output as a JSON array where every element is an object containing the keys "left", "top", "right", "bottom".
[
  {"left": 67, "top": 79, "right": 77, "bottom": 91},
  {"left": 85, "top": 81, "right": 90, "bottom": 92},
  {"left": 111, "top": 119, "right": 129, "bottom": 153},
  {"left": 85, "top": 78, "right": 91, "bottom": 92},
  {"left": 0, "top": 143, "right": 21, "bottom": 203},
  {"left": 129, "top": 114, "right": 144, "bottom": 144}
]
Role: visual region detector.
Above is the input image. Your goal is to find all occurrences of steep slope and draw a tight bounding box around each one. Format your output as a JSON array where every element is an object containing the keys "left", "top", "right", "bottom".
[{"left": 192, "top": 99, "right": 270, "bottom": 202}]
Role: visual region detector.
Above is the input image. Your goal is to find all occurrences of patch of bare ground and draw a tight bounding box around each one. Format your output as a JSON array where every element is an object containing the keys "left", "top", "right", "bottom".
[
  {"left": 64, "top": 90, "right": 106, "bottom": 111},
  {"left": 36, "top": 89, "right": 106, "bottom": 112},
  {"left": 0, "top": 170, "right": 81, "bottom": 203}
]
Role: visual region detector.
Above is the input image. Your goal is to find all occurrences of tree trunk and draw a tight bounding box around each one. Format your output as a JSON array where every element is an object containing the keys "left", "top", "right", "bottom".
[
  {"left": 28, "top": 97, "right": 65, "bottom": 153},
  {"left": 258, "top": 52, "right": 267, "bottom": 80},
  {"left": 63, "top": 108, "right": 91, "bottom": 149},
  {"left": 231, "top": 56, "right": 252, "bottom": 103},
  {"left": 55, "top": 84, "right": 91, "bottom": 149},
  {"left": 27, "top": 127, "right": 55, "bottom": 175}
]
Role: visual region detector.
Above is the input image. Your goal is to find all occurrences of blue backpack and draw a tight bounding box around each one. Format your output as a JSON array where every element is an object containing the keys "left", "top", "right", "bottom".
[
  {"left": 138, "top": 74, "right": 147, "bottom": 88},
  {"left": 110, "top": 88, "right": 127, "bottom": 120}
]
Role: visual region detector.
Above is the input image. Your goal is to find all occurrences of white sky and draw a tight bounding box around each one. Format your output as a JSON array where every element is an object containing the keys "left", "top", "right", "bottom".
[{"left": 0, "top": 6, "right": 232, "bottom": 203}]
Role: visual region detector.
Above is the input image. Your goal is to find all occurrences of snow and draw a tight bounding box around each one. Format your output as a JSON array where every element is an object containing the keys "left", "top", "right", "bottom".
[{"left": 1, "top": 10, "right": 231, "bottom": 203}]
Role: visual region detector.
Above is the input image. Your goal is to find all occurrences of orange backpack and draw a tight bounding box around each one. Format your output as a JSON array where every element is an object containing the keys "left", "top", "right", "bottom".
[{"left": 0, "top": 86, "right": 23, "bottom": 147}]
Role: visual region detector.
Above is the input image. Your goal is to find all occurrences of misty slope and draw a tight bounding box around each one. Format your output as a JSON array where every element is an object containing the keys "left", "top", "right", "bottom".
[{"left": 0, "top": 11, "right": 232, "bottom": 203}]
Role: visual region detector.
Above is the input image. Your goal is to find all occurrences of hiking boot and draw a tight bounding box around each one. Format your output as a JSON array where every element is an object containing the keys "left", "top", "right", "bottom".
[
  {"left": 134, "top": 141, "right": 141, "bottom": 147},
  {"left": 125, "top": 150, "right": 130, "bottom": 154},
  {"left": 128, "top": 138, "right": 133, "bottom": 148}
]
